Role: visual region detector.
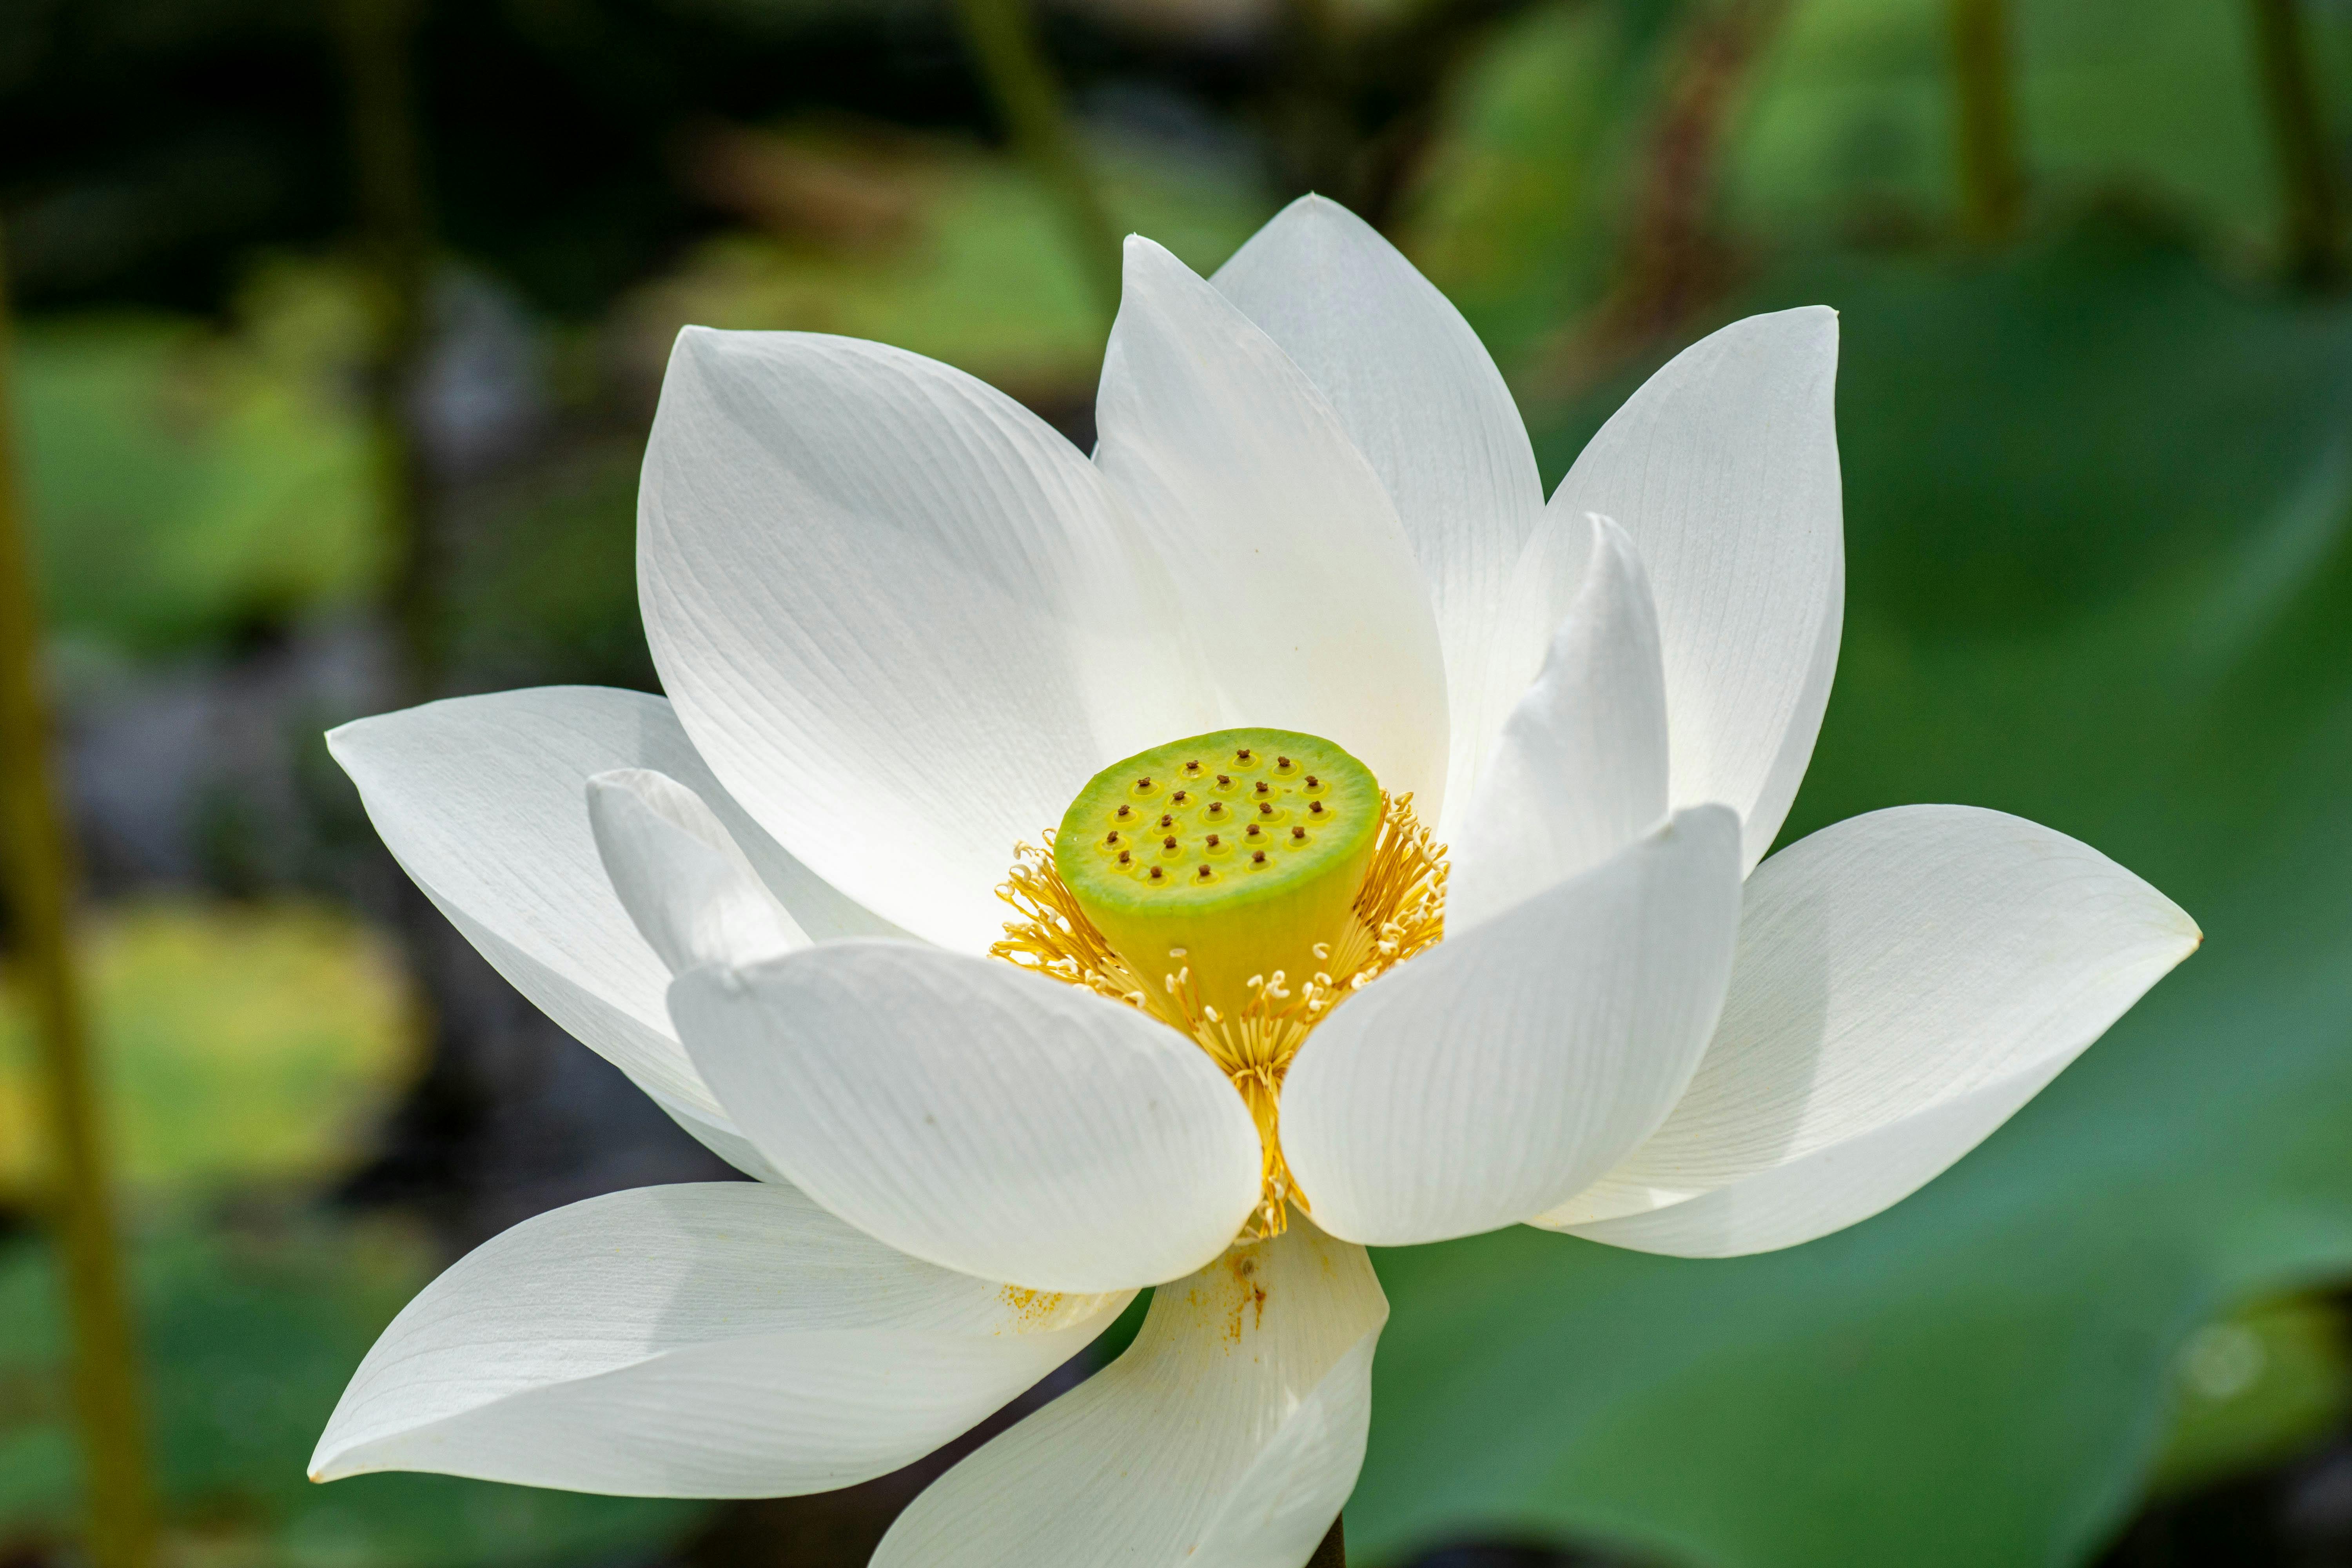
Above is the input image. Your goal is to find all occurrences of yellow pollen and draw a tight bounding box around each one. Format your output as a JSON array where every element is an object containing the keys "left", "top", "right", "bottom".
[{"left": 990, "top": 752, "right": 1446, "bottom": 1241}]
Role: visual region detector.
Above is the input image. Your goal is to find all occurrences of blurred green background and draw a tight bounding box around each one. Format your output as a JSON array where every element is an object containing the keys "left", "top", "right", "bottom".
[{"left": 5, "top": 0, "right": 2352, "bottom": 1564}]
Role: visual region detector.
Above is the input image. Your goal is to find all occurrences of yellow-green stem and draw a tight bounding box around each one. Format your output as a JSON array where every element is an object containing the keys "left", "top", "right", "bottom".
[
  {"left": 1948, "top": 0, "right": 2022, "bottom": 243},
  {"left": 2247, "top": 0, "right": 2347, "bottom": 285},
  {"left": 334, "top": 0, "right": 440, "bottom": 697},
  {"left": 949, "top": 0, "right": 1125, "bottom": 321},
  {"left": 0, "top": 224, "right": 161, "bottom": 1568}
]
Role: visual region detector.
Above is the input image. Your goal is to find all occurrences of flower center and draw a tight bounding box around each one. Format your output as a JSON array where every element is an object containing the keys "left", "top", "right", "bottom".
[{"left": 991, "top": 727, "right": 1447, "bottom": 1237}]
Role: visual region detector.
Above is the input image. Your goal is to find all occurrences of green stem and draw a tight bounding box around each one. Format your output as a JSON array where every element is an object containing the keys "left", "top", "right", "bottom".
[
  {"left": 1306, "top": 1514, "right": 1345, "bottom": 1567},
  {"left": 2247, "top": 0, "right": 2346, "bottom": 285},
  {"left": 949, "top": 0, "right": 1125, "bottom": 322},
  {"left": 0, "top": 225, "right": 161, "bottom": 1568},
  {"left": 333, "top": 0, "right": 439, "bottom": 698},
  {"left": 1948, "top": 0, "right": 2024, "bottom": 243}
]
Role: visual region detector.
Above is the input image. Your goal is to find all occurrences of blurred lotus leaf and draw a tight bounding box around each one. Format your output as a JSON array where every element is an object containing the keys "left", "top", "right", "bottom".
[
  {"left": 1731, "top": 0, "right": 2352, "bottom": 251},
  {"left": 0, "top": 900, "right": 417, "bottom": 1202},
  {"left": 627, "top": 123, "right": 1275, "bottom": 405},
  {"left": 0, "top": 1215, "right": 707, "bottom": 1567},
  {"left": 1350, "top": 216, "right": 2352, "bottom": 1566},
  {"left": 14, "top": 262, "right": 382, "bottom": 658},
  {"left": 2151, "top": 1295, "right": 2351, "bottom": 1496}
]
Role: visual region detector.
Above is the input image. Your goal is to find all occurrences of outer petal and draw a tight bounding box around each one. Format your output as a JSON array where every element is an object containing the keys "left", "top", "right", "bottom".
[
  {"left": 1541, "top": 806, "right": 2200, "bottom": 1256},
  {"left": 309, "top": 1182, "right": 1128, "bottom": 1495},
  {"left": 327, "top": 686, "right": 889, "bottom": 1170},
  {"left": 1281, "top": 806, "right": 1742, "bottom": 1247},
  {"left": 587, "top": 768, "right": 809, "bottom": 972},
  {"left": 1446, "top": 514, "right": 1670, "bottom": 932},
  {"left": 639, "top": 328, "right": 1208, "bottom": 954},
  {"left": 1550, "top": 307, "right": 1843, "bottom": 872},
  {"left": 874, "top": 1216, "right": 1386, "bottom": 1568},
  {"left": 669, "top": 942, "right": 1263, "bottom": 1292},
  {"left": 1210, "top": 196, "right": 1546, "bottom": 818},
  {"left": 1095, "top": 236, "right": 1450, "bottom": 813}
]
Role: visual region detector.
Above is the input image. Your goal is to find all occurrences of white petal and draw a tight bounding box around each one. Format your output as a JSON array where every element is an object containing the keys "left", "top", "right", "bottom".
[
  {"left": 588, "top": 768, "right": 809, "bottom": 972},
  {"left": 1550, "top": 307, "right": 1843, "bottom": 872},
  {"left": 669, "top": 943, "right": 1263, "bottom": 1292},
  {"left": 1541, "top": 805, "right": 2200, "bottom": 1256},
  {"left": 874, "top": 1217, "right": 1386, "bottom": 1568},
  {"left": 1210, "top": 196, "right": 1546, "bottom": 818},
  {"left": 639, "top": 328, "right": 1208, "bottom": 954},
  {"left": 1447, "top": 514, "right": 1670, "bottom": 931},
  {"left": 310, "top": 1182, "right": 1128, "bottom": 1495},
  {"left": 1095, "top": 236, "right": 1450, "bottom": 812},
  {"left": 327, "top": 687, "right": 888, "bottom": 1158},
  {"left": 1281, "top": 806, "right": 1743, "bottom": 1246}
]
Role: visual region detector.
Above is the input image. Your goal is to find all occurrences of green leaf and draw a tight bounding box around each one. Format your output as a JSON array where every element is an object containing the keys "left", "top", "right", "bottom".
[
  {"left": 0, "top": 900, "right": 418, "bottom": 1200},
  {"left": 14, "top": 267, "right": 382, "bottom": 658},
  {"left": 1730, "top": 0, "right": 2352, "bottom": 250},
  {"left": 1352, "top": 218, "right": 2352, "bottom": 1566}
]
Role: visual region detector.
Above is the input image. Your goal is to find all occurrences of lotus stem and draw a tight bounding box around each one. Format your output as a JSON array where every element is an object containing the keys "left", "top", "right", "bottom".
[
  {"left": 333, "top": 0, "right": 441, "bottom": 697},
  {"left": 0, "top": 223, "right": 162, "bottom": 1568},
  {"left": 1307, "top": 1514, "right": 1346, "bottom": 1566},
  {"left": 1948, "top": 0, "right": 2023, "bottom": 243},
  {"left": 2246, "top": 0, "right": 2347, "bottom": 285},
  {"left": 949, "top": 0, "right": 1125, "bottom": 322}
]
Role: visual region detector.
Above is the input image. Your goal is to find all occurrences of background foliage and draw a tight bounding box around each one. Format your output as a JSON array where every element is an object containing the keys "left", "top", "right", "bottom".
[{"left": 5, "top": 0, "right": 2352, "bottom": 1564}]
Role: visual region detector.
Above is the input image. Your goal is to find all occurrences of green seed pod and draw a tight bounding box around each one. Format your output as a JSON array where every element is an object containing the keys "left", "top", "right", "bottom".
[{"left": 1054, "top": 728, "right": 1380, "bottom": 1017}]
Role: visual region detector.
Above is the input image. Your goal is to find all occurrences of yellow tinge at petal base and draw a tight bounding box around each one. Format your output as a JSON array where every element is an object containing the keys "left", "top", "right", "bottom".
[{"left": 993, "top": 727, "right": 1446, "bottom": 1238}]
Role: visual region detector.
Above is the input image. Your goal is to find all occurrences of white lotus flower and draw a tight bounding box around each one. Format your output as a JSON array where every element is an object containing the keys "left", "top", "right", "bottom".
[{"left": 309, "top": 196, "right": 2198, "bottom": 1564}]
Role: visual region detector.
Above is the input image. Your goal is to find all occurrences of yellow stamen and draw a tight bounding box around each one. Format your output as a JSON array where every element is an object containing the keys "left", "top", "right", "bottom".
[{"left": 991, "top": 790, "right": 1446, "bottom": 1238}]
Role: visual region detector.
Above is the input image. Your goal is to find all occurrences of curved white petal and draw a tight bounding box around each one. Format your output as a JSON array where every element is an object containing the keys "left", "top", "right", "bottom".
[
  {"left": 1550, "top": 307, "right": 1843, "bottom": 872},
  {"left": 1210, "top": 196, "right": 1545, "bottom": 818},
  {"left": 1095, "top": 236, "right": 1450, "bottom": 812},
  {"left": 1541, "top": 805, "right": 2201, "bottom": 1256},
  {"left": 874, "top": 1217, "right": 1386, "bottom": 1568},
  {"left": 1447, "top": 514, "right": 1670, "bottom": 931},
  {"left": 1281, "top": 806, "right": 1742, "bottom": 1246},
  {"left": 640, "top": 328, "right": 1207, "bottom": 954},
  {"left": 310, "top": 1182, "right": 1127, "bottom": 1495},
  {"left": 588, "top": 768, "right": 808, "bottom": 972},
  {"left": 326, "top": 686, "right": 888, "bottom": 1169},
  {"left": 670, "top": 943, "right": 1263, "bottom": 1292}
]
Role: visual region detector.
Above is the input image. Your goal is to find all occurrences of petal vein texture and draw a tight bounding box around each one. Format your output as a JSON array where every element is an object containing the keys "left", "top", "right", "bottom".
[
  {"left": 1448, "top": 512, "right": 1671, "bottom": 931},
  {"left": 588, "top": 767, "right": 810, "bottom": 972},
  {"left": 326, "top": 686, "right": 885, "bottom": 1176},
  {"left": 1096, "top": 236, "right": 1450, "bottom": 813},
  {"left": 1543, "top": 804, "right": 2201, "bottom": 1255},
  {"left": 670, "top": 942, "right": 1265, "bottom": 1292},
  {"left": 874, "top": 1217, "right": 1387, "bottom": 1568},
  {"left": 640, "top": 328, "right": 1207, "bottom": 953},
  {"left": 1550, "top": 307, "right": 1844, "bottom": 873},
  {"left": 1281, "top": 806, "right": 1744, "bottom": 1245},
  {"left": 1210, "top": 196, "right": 1546, "bottom": 820},
  {"left": 310, "top": 1182, "right": 1129, "bottom": 1495}
]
